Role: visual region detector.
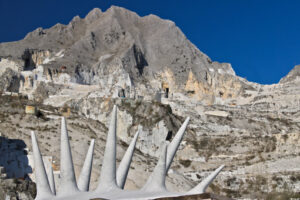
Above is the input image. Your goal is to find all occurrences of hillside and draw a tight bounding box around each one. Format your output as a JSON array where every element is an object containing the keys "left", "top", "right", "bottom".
[{"left": 0, "top": 6, "right": 300, "bottom": 199}]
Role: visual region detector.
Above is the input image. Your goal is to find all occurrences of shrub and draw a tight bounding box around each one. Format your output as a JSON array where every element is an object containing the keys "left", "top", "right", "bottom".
[{"left": 179, "top": 159, "right": 191, "bottom": 168}]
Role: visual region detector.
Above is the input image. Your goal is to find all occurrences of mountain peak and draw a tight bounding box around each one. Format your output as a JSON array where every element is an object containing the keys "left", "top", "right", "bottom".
[
  {"left": 0, "top": 5, "right": 243, "bottom": 102},
  {"left": 85, "top": 8, "right": 102, "bottom": 23},
  {"left": 280, "top": 65, "right": 300, "bottom": 83}
]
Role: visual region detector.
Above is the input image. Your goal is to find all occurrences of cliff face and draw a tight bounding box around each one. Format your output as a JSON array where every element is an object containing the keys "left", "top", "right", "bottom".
[
  {"left": 0, "top": 6, "right": 244, "bottom": 102},
  {"left": 280, "top": 65, "right": 300, "bottom": 83}
]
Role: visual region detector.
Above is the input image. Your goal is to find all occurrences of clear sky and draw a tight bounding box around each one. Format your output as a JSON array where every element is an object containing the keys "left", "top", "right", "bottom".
[{"left": 1, "top": 0, "right": 300, "bottom": 84}]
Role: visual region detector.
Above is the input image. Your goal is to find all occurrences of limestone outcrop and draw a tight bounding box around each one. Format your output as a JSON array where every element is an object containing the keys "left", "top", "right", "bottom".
[
  {"left": 0, "top": 6, "right": 245, "bottom": 103},
  {"left": 280, "top": 65, "right": 300, "bottom": 83},
  {"left": 0, "top": 68, "right": 22, "bottom": 93}
]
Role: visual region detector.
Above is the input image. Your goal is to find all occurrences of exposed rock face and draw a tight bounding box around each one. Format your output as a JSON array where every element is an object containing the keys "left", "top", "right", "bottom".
[
  {"left": 68, "top": 97, "right": 182, "bottom": 157},
  {"left": 0, "top": 68, "right": 22, "bottom": 93},
  {"left": 0, "top": 86, "right": 300, "bottom": 199},
  {"left": 0, "top": 6, "right": 242, "bottom": 102},
  {"left": 0, "top": 58, "right": 22, "bottom": 76},
  {"left": 32, "top": 82, "right": 64, "bottom": 103},
  {"left": 280, "top": 65, "right": 300, "bottom": 83},
  {"left": 21, "top": 49, "right": 51, "bottom": 71}
]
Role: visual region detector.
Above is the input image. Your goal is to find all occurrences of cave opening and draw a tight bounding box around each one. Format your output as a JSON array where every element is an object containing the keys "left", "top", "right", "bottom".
[
  {"left": 165, "top": 88, "right": 169, "bottom": 98},
  {"left": 22, "top": 49, "right": 36, "bottom": 71}
]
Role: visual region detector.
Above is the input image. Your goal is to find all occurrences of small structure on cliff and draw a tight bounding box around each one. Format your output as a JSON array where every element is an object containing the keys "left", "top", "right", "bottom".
[{"left": 25, "top": 105, "right": 37, "bottom": 115}]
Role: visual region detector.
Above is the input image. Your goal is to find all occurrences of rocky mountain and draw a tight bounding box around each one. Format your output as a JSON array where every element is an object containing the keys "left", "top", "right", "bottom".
[
  {"left": 280, "top": 65, "right": 300, "bottom": 83},
  {"left": 0, "top": 5, "right": 300, "bottom": 200},
  {"left": 0, "top": 6, "right": 246, "bottom": 103}
]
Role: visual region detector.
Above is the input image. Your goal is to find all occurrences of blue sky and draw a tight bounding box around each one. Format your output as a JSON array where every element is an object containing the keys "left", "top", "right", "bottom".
[{"left": 1, "top": 0, "right": 300, "bottom": 84}]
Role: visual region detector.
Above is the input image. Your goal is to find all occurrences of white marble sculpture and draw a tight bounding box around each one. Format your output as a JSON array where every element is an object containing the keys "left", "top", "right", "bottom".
[{"left": 31, "top": 105, "right": 224, "bottom": 200}]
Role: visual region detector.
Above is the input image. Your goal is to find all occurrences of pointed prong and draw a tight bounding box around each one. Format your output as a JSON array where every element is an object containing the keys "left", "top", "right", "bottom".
[
  {"left": 117, "top": 130, "right": 140, "bottom": 189},
  {"left": 97, "top": 105, "right": 118, "bottom": 191},
  {"left": 142, "top": 142, "right": 168, "bottom": 192},
  {"left": 31, "top": 131, "right": 53, "bottom": 199},
  {"left": 166, "top": 117, "right": 190, "bottom": 172},
  {"left": 187, "top": 165, "right": 224, "bottom": 195},
  {"left": 48, "top": 164, "right": 56, "bottom": 195},
  {"left": 59, "top": 117, "right": 78, "bottom": 194},
  {"left": 78, "top": 139, "right": 95, "bottom": 191}
]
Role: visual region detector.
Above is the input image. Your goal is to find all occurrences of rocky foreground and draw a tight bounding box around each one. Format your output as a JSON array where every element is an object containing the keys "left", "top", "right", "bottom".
[{"left": 0, "top": 6, "right": 300, "bottom": 200}]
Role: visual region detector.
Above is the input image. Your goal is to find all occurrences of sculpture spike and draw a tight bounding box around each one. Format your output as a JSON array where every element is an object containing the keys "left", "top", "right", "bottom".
[
  {"left": 59, "top": 117, "right": 78, "bottom": 195},
  {"left": 31, "top": 131, "right": 53, "bottom": 199},
  {"left": 142, "top": 142, "right": 168, "bottom": 192},
  {"left": 78, "top": 139, "right": 95, "bottom": 191},
  {"left": 116, "top": 130, "right": 140, "bottom": 189},
  {"left": 166, "top": 117, "right": 190, "bottom": 172},
  {"left": 48, "top": 164, "right": 56, "bottom": 195},
  {"left": 29, "top": 107, "right": 226, "bottom": 200},
  {"left": 97, "top": 105, "right": 118, "bottom": 191},
  {"left": 187, "top": 165, "right": 225, "bottom": 195}
]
